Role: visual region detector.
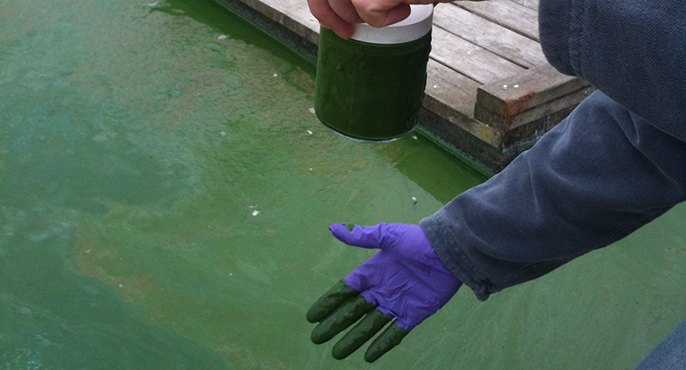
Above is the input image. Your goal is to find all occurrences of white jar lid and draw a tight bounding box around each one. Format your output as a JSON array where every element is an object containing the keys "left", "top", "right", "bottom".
[{"left": 350, "top": 4, "right": 433, "bottom": 45}]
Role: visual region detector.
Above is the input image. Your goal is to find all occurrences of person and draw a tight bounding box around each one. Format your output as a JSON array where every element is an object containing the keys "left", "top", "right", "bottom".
[{"left": 304, "top": 0, "right": 686, "bottom": 367}]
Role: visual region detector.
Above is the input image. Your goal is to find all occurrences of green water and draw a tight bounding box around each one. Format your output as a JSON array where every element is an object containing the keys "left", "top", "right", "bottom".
[{"left": 0, "top": 0, "right": 684, "bottom": 369}]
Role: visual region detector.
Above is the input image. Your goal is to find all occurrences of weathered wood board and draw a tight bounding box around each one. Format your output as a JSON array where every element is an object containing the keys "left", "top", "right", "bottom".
[
  {"left": 475, "top": 86, "right": 594, "bottom": 132},
  {"left": 507, "top": 0, "right": 538, "bottom": 10},
  {"left": 432, "top": 4, "right": 546, "bottom": 68},
  {"left": 424, "top": 60, "right": 503, "bottom": 147},
  {"left": 231, "top": 0, "right": 320, "bottom": 44},
  {"left": 474, "top": 63, "right": 592, "bottom": 129},
  {"left": 430, "top": 27, "right": 525, "bottom": 84},
  {"left": 453, "top": 0, "right": 539, "bottom": 41}
]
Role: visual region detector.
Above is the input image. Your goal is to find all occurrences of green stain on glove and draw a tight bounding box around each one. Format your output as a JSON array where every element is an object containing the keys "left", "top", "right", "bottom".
[
  {"left": 307, "top": 279, "right": 409, "bottom": 363},
  {"left": 306, "top": 280, "right": 358, "bottom": 323},
  {"left": 310, "top": 295, "right": 375, "bottom": 344},
  {"left": 364, "top": 324, "right": 409, "bottom": 363},
  {"left": 332, "top": 309, "right": 391, "bottom": 360}
]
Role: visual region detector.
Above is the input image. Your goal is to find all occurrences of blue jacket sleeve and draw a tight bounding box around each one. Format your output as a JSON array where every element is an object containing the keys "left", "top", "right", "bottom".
[
  {"left": 538, "top": 0, "right": 686, "bottom": 141},
  {"left": 420, "top": 0, "right": 686, "bottom": 301}
]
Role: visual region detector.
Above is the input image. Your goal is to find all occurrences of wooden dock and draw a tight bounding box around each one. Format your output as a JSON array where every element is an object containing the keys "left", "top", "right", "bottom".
[{"left": 215, "top": 0, "right": 593, "bottom": 172}]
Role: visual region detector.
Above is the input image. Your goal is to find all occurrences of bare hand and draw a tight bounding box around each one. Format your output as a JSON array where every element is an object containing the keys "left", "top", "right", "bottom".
[{"left": 307, "top": 0, "right": 485, "bottom": 39}]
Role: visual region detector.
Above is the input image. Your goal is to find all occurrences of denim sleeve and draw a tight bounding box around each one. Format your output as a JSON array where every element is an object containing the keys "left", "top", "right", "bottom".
[
  {"left": 538, "top": 0, "right": 686, "bottom": 141},
  {"left": 419, "top": 0, "right": 686, "bottom": 301},
  {"left": 421, "top": 91, "right": 686, "bottom": 301}
]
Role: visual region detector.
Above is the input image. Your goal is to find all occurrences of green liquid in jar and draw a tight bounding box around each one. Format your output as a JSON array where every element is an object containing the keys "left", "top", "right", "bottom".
[{"left": 314, "top": 27, "right": 432, "bottom": 142}]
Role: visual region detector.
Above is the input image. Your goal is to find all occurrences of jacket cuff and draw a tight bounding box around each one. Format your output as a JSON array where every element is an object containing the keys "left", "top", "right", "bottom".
[{"left": 420, "top": 211, "right": 491, "bottom": 301}]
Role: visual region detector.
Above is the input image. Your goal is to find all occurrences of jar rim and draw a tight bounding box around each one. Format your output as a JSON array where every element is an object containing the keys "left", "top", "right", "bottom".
[{"left": 350, "top": 4, "right": 433, "bottom": 44}]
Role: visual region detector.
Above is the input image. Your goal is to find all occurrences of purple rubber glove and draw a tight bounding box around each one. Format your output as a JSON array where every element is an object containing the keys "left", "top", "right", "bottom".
[{"left": 306, "top": 223, "right": 462, "bottom": 362}]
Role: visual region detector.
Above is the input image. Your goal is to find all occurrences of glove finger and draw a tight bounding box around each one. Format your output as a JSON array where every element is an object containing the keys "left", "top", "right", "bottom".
[
  {"left": 364, "top": 322, "right": 409, "bottom": 363},
  {"left": 331, "top": 310, "right": 392, "bottom": 360},
  {"left": 306, "top": 280, "right": 358, "bottom": 323},
  {"left": 310, "top": 295, "right": 375, "bottom": 344},
  {"left": 329, "top": 223, "right": 394, "bottom": 250}
]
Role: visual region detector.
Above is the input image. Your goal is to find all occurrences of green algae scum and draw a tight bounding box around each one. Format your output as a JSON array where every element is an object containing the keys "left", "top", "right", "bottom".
[{"left": 0, "top": 0, "right": 685, "bottom": 369}]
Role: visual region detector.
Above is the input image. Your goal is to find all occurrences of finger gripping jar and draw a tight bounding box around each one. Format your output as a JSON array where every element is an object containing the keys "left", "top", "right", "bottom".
[{"left": 314, "top": 5, "right": 433, "bottom": 142}]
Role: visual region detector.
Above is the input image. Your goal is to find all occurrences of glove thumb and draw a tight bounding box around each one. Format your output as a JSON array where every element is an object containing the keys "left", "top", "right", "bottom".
[{"left": 329, "top": 223, "right": 395, "bottom": 250}]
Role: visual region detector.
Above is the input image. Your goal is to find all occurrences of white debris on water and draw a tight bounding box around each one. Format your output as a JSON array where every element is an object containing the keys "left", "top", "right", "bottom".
[
  {"left": 220, "top": 131, "right": 226, "bottom": 136},
  {"left": 412, "top": 196, "right": 418, "bottom": 205},
  {"left": 309, "top": 107, "right": 316, "bottom": 114},
  {"left": 502, "top": 84, "right": 508, "bottom": 90},
  {"left": 412, "top": 135, "right": 418, "bottom": 140},
  {"left": 273, "top": 73, "right": 278, "bottom": 77},
  {"left": 252, "top": 210, "right": 260, "bottom": 216},
  {"left": 514, "top": 84, "right": 519, "bottom": 89},
  {"left": 306, "top": 129, "right": 313, "bottom": 135},
  {"left": 217, "top": 35, "right": 228, "bottom": 40}
]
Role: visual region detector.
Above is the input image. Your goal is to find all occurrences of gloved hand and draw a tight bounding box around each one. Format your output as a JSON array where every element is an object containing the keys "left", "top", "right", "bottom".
[{"left": 306, "top": 223, "right": 462, "bottom": 362}]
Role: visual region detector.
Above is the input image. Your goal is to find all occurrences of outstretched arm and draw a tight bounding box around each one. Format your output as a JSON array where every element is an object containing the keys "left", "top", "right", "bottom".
[
  {"left": 421, "top": 0, "right": 686, "bottom": 301},
  {"left": 422, "top": 90, "right": 686, "bottom": 300}
]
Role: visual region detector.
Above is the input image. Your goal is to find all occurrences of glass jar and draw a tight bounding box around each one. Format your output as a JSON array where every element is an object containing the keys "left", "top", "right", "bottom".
[{"left": 314, "top": 5, "right": 433, "bottom": 142}]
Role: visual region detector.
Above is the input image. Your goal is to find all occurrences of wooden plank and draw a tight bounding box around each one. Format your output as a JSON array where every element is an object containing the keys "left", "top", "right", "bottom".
[
  {"left": 230, "top": 0, "right": 320, "bottom": 44},
  {"left": 430, "top": 27, "right": 525, "bottom": 84},
  {"left": 417, "top": 110, "right": 511, "bottom": 172},
  {"left": 433, "top": 4, "right": 546, "bottom": 68},
  {"left": 505, "top": 87, "right": 591, "bottom": 131},
  {"left": 425, "top": 60, "right": 479, "bottom": 117},
  {"left": 423, "top": 60, "right": 502, "bottom": 147},
  {"left": 507, "top": 0, "right": 538, "bottom": 10},
  {"left": 453, "top": 0, "right": 539, "bottom": 41},
  {"left": 474, "top": 86, "right": 594, "bottom": 131},
  {"left": 502, "top": 105, "right": 575, "bottom": 147},
  {"left": 475, "top": 63, "right": 590, "bottom": 127}
]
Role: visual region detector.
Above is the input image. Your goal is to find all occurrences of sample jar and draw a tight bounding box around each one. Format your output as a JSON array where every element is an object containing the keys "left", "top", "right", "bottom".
[{"left": 314, "top": 5, "right": 433, "bottom": 142}]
